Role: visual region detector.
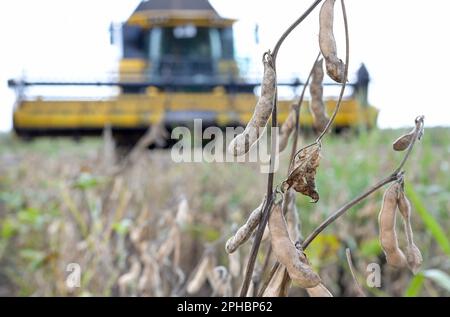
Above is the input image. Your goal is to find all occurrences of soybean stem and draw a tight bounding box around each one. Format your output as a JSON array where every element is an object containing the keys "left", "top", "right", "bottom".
[
  {"left": 239, "top": 192, "right": 274, "bottom": 296},
  {"left": 301, "top": 116, "right": 424, "bottom": 249},
  {"left": 254, "top": 245, "right": 273, "bottom": 295},
  {"left": 260, "top": 0, "right": 350, "bottom": 293},
  {"left": 272, "top": 0, "right": 323, "bottom": 60},
  {"left": 302, "top": 173, "right": 398, "bottom": 249},
  {"left": 288, "top": 52, "right": 322, "bottom": 172},
  {"left": 259, "top": 84, "right": 325, "bottom": 294},
  {"left": 393, "top": 115, "right": 424, "bottom": 175},
  {"left": 260, "top": 171, "right": 399, "bottom": 296},
  {"left": 257, "top": 262, "right": 280, "bottom": 297},
  {"left": 260, "top": 116, "right": 423, "bottom": 292},
  {"left": 239, "top": 0, "right": 323, "bottom": 297}
]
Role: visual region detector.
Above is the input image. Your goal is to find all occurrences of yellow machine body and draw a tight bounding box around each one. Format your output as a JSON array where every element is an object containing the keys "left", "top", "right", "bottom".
[
  {"left": 11, "top": 0, "right": 378, "bottom": 139},
  {"left": 14, "top": 95, "right": 377, "bottom": 131}
]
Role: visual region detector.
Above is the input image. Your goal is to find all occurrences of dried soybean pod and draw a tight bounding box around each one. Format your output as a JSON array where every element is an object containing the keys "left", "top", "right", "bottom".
[
  {"left": 225, "top": 201, "right": 264, "bottom": 254},
  {"left": 392, "top": 129, "right": 415, "bottom": 151},
  {"left": 262, "top": 189, "right": 299, "bottom": 242},
  {"left": 175, "top": 196, "right": 192, "bottom": 227},
  {"left": 269, "top": 201, "right": 321, "bottom": 288},
  {"left": 306, "top": 283, "right": 333, "bottom": 297},
  {"left": 186, "top": 252, "right": 214, "bottom": 294},
  {"left": 228, "top": 53, "right": 276, "bottom": 156},
  {"left": 378, "top": 182, "right": 407, "bottom": 268},
  {"left": 398, "top": 190, "right": 423, "bottom": 274},
  {"left": 118, "top": 256, "right": 141, "bottom": 296},
  {"left": 156, "top": 224, "right": 179, "bottom": 261},
  {"left": 262, "top": 265, "right": 291, "bottom": 297},
  {"left": 319, "top": 0, "right": 346, "bottom": 83},
  {"left": 278, "top": 105, "right": 296, "bottom": 152},
  {"left": 207, "top": 266, "right": 233, "bottom": 297},
  {"left": 397, "top": 190, "right": 413, "bottom": 244},
  {"left": 246, "top": 265, "right": 262, "bottom": 297},
  {"left": 405, "top": 243, "right": 422, "bottom": 275},
  {"left": 309, "top": 58, "right": 329, "bottom": 132}
]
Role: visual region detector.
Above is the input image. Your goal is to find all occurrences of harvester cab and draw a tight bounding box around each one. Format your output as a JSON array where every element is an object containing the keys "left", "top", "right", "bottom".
[
  {"left": 8, "top": 0, "right": 378, "bottom": 145},
  {"left": 117, "top": 0, "right": 240, "bottom": 93}
]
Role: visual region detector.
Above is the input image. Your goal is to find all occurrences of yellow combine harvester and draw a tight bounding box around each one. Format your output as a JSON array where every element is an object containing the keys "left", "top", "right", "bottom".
[{"left": 8, "top": 0, "right": 378, "bottom": 144}]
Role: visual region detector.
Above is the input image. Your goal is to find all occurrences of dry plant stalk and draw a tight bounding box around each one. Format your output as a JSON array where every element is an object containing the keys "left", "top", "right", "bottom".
[
  {"left": 247, "top": 264, "right": 263, "bottom": 297},
  {"left": 306, "top": 283, "right": 333, "bottom": 297},
  {"left": 239, "top": 0, "right": 342, "bottom": 297},
  {"left": 262, "top": 265, "right": 291, "bottom": 297},
  {"left": 345, "top": 248, "right": 365, "bottom": 297},
  {"left": 398, "top": 188, "right": 423, "bottom": 274},
  {"left": 139, "top": 252, "right": 163, "bottom": 296},
  {"left": 228, "top": 248, "right": 241, "bottom": 278},
  {"left": 118, "top": 256, "right": 141, "bottom": 296},
  {"left": 226, "top": 201, "right": 264, "bottom": 254},
  {"left": 116, "top": 121, "right": 168, "bottom": 174},
  {"left": 319, "top": 0, "right": 346, "bottom": 83},
  {"left": 157, "top": 197, "right": 193, "bottom": 266},
  {"left": 260, "top": 115, "right": 424, "bottom": 296},
  {"left": 186, "top": 251, "right": 215, "bottom": 294},
  {"left": 228, "top": 53, "right": 276, "bottom": 156},
  {"left": 261, "top": 189, "right": 299, "bottom": 242},
  {"left": 278, "top": 106, "right": 297, "bottom": 152},
  {"left": 207, "top": 266, "right": 233, "bottom": 297},
  {"left": 309, "top": 58, "right": 329, "bottom": 132},
  {"left": 283, "top": 144, "right": 321, "bottom": 202},
  {"left": 378, "top": 182, "right": 408, "bottom": 268},
  {"left": 284, "top": 189, "right": 302, "bottom": 242},
  {"left": 268, "top": 201, "right": 320, "bottom": 288},
  {"left": 260, "top": 223, "right": 270, "bottom": 242},
  {"left": 234, "top": 0, "right": 425, "bottom": 298},
  {"left": 175, "top": 196, "right": 192, "bottom": 227}
]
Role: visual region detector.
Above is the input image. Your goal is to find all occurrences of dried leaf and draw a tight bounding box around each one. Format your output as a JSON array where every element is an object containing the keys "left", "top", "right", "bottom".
[{"left": 284, "top": 144, "right": 321, "bottom": 202}]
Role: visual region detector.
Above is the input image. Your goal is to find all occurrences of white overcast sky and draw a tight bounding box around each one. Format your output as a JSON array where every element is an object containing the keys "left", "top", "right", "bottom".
[{"left": 0, "top": 0, "right": 449, "bottom": 132}]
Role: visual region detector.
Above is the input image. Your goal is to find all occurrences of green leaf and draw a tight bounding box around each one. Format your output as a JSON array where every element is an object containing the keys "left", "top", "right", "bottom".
[
  {"left": 0, "top": 191, "right": 24, "bottom": 209},
  {"left": 112, "top": 219, "right": 132, "bottom": 236},
  {"left": 1, "top": 217, "right": 18, "bottom": 239},
  {"left": 360, "top": 238, "right": 382, "bottom": 258},
  {"left": 73, "top": 173, "right": 100, "bottom": 190},
  {"left": 404, "top": 270, "right": 450, "bottom": 296},
  {"left": 423, "top": 269, "right": 450, "bottom": 293},
  {"left": 305, "top": 234, "right": 340, "bottom": 267},
  {"left": 405, "top": 182, "right": 450, "bottom": 255},
  {"left": 404, "top": 273, "right": 425, "bottom": 297},
  {"left": 17, "top": 208, "right": 46, "bottom": 227},
  {"left": 19, "top": 249, "right": 47, "bottom": 271},
  {"left": 188, "top": 224, "right": 220, "bottom": 242}
]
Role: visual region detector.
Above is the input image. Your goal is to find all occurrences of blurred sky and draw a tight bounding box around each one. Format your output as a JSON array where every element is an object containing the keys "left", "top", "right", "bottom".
[{"left": 1, "top": 0, "right": 450, "bottom": 132}]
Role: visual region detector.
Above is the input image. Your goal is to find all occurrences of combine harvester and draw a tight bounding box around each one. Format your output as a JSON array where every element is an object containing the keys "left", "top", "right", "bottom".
[{"left": 8, "top": 0, "right": 378, "bottom": 146}]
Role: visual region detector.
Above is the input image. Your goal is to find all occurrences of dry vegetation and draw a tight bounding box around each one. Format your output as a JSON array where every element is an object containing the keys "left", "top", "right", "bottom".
[
  {"left": 0, "top": 127, "right": 449, "bottom": 297},
  {"left": 0, "top": 0, "right": 449, "bottom": 297}
]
